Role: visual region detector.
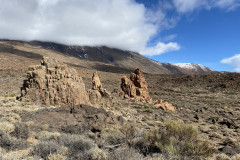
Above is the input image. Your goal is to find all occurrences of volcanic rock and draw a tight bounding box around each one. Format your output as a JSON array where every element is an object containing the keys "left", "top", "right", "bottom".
[
  {"left": 20, "top": 57, "right": 89, "bottom": 106},
  {"left": 92, "top": 71, "right": 102, "bottom": 90},
  {"left": 121, "top": 68, "right": 151, "bottom": 103},
  {"left": 154, "top": 99, "right": 176, "bottom": 111},
  {"left": 88, "top": 71, "right": 110, "bottom": 105}
]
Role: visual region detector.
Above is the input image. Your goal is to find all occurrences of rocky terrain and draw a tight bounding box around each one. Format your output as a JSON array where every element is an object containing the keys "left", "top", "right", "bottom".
[{"left": 0, "top": 40, "right": 240, "bottom": 160}]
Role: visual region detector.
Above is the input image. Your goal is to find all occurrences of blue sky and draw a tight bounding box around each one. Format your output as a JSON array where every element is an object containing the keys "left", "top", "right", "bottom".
[
  {"left": 136, "top": 0, "right": 240, "bottom": 72},
  {"left": 0, "top": 0, "right": 240, "bottom": 72}
]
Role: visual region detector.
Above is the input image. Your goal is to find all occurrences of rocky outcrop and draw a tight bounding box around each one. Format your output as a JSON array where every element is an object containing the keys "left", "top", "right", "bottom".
[
  {"left": 88, "top": 71, "right": 110, "bottom": 105},
  {"left": 121, "top": 68, "right": 152, "bottom": 103},
  {"left": 154, "top": 99, "right": 176, "bottom": 111},
  {"left": 92, "top": 71, "right": 102, "bottom": 90},
  {"left": 71, "top": 104, "right": 124, "bottom": 132},
  {"left": 20, "top": 57, "right": 89, "bottom": 106}
]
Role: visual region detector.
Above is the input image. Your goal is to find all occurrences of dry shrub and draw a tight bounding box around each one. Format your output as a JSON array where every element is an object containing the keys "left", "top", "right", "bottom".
[
  {"left": 11, "top": 122, "right": 29, "bottom": 139},
  {"left": 145, "top": 120, "right": 216, "bottom": 158},
  {"left": 101, "top": 124, "right": 138, "bottom": 146},
  {"left": 107, "top": 146, "right": 143, "bottom": 160},
  {"left": 0, "top": 129, "right": 26, "bottom": 151},
  {"left": 2, "top": 112, "right": 21, "bottom": 123},
  {"left": 59, "top": 133, "right": 96, "bottom": 158},
  {"left": 41, "top": 124, "right": 49, "bottom": 131},
  {"left": 101, "top": 127, "right": 125, "bottom": 145},
  {"left": 47, "top": 153, "right": 67, "bottom": 160},
  {"left": 0, "top": 121, "right": 15, "bottom": 134},
  {"left": 61, "top": 124, "right": 89, "bottom": 134},
  {"left": 36, "top": 131, "right": 60, "bottom": 141},
  {"left": 31, "top": 140, "right": 61, "bottom": 159},
  {"left": 25, "top": 121, "right": 35, "bottom": 128}
]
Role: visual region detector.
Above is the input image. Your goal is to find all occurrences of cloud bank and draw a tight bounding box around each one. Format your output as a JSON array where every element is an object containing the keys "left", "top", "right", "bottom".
[
  {"left": 0, "top": 0, "right": 180, "bottom": 56},
  {"left": 221, "top": 54, "right": 240, "bottom": 72}
]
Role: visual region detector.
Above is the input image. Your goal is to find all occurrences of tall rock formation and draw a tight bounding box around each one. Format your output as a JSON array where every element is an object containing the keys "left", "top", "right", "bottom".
[
  {"left": 20, "top": 57, "right": 89, "bottom": 106},
  {"left": 121, "top": 68, "right": 152, "bottom": 103},
  {"left": 88, "top": 71, "right": 110, "bottom": 105}
]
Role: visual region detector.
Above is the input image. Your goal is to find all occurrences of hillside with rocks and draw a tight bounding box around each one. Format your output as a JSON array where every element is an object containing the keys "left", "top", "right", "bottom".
[{"left": 0, "top": 41, "right": 239, "bottom": 160}]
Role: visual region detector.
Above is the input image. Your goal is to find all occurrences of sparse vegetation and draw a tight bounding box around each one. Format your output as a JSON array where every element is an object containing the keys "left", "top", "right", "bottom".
[
  {"left": 0, "top": 121, "right": 15, "bottom": 134},
  {"left": 145, "top": 120, "right": 216, "bottom": 158},
  {"left": 11, "top": 122, "right": 29, "bottom": 139}
]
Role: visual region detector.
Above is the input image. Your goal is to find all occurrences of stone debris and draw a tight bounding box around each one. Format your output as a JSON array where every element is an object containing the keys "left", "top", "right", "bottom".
[{"left": 20, "top": 57, "right": 89, "bottom": 106}]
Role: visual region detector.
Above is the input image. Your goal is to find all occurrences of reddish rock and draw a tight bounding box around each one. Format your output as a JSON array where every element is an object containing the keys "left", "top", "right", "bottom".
[
  {"left": 20, "top": 57, "right": 89, "bottom": 106},
  {"left": 92, "top": 71, "right": 102, "bottom": 90},
  {"left": 89, "top": 72, "right": 110, "bottom": 105},
  {"left": 154, "top": 99, "right": 176, "bottom": 111},
  {"left": 121, "top": 68, "right": 151, "bottom": 103}
]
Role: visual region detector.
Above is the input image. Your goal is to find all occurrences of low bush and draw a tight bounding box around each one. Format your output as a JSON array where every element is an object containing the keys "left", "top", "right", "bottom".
[
  {"left": 47, "top": 153, "right": 67, "bottom": 160},
  {"left": 145, "top": 120, "right": 216, "bottom": 158},
  {"left": 11, "top": 122, "right": 29, "bottom": 139},
  {"left": 59, "top": 133, "right": 96, "bottom": 158},
  {"left": 101, "top": 124, "right": 137, "bottom": 146},
  {"left": 61, "top": 124, "right": 89, "bottom": 134},
  {"left": 36, "top": 131, "right": 60, "bottom": 141},
  {"left": 107, "top": 146, "right": 143, "bottom": 160},
  {"left": 0, "top": 129, "right": 25, "bottom": 151},
  {"left": 2, "top": 112, "right": 21, "bottom": 123},
  {"left": 0, "top": 121, "right": 15, "bottom": 134},
  {"left": 101, "top": 128, "right": 125, "bottom": 145},
  {"left": 31, "top": 140, "right": 61, "bottom": 159}
]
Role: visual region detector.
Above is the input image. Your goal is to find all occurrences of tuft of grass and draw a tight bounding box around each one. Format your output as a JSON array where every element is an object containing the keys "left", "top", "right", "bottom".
[{"left": 145, "top": 120, "right": 216, "bottom": 158}]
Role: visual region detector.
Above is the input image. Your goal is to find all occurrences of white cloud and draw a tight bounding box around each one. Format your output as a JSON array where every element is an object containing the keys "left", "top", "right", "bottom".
[
  {"left": 173, "top": 0, "right": 240, "bottom": 13},
  {"left": 173, "top": 0, "right": 208, "bottom": 13},
  {"left": 0, "top": 0, "right": 180, "bottom": 56},
  {"left": 142, "top": 42, "right": 180, "bottom": 56},
  {"left": 162, "top": 34, "right": 177, "bottom": 42},
  {"left": 221, "top": 54, "right": 240, "bottom": 72}
]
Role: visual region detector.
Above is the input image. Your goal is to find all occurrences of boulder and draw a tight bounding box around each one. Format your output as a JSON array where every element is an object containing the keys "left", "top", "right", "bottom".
[
  {"left": 20, "top": 57, "right": 89, "bottom": 106},
  {"left": 154, "top": 99, "right": 176, "bottom": 111}
]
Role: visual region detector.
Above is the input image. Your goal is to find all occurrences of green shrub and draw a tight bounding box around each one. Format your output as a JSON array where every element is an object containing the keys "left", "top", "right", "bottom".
[{"left": 145, "top": 120, "right": 216, "bottom": 158}]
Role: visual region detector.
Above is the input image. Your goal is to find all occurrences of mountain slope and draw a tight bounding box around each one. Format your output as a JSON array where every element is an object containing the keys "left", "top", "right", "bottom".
[{"left": 0, "top": 40, "right": 214, "bottom": 75}]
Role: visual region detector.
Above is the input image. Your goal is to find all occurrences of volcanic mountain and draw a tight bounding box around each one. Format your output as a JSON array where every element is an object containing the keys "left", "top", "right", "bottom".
[{"left": 0, "top": 40, "right": 214, "bottom": 75}]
